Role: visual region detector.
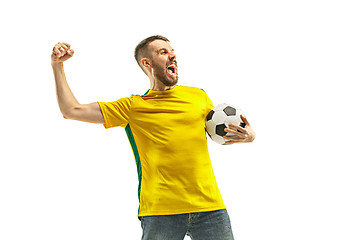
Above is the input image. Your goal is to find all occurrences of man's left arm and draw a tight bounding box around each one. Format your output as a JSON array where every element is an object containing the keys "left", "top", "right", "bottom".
[{"left": 223, "top": 115, "right": 256, "bottom": 144}]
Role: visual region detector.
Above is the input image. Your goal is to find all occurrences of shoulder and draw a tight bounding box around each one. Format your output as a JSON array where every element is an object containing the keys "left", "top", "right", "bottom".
[{"left": 127, "top": 89, "right": 151, "bottom": 99}]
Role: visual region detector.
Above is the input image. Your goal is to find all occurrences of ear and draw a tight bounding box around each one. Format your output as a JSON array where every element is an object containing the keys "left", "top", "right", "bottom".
[{"left": 141, "top": 58, "right": 152, "bottom": 70}]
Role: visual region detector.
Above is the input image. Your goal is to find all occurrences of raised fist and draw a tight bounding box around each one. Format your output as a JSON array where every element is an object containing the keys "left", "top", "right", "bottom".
[{"left": 51, "top": 42, "right": 74, "bottom": 64}]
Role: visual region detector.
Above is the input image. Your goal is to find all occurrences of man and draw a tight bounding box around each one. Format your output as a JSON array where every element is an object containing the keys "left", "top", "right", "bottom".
[{"left": 51, "top": 35, "right": 255, "bottom": 240}]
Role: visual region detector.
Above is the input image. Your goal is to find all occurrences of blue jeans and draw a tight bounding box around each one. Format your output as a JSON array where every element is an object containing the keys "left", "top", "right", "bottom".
[{"left": 141, "top": 209, "right": 234, "bottom": 240}]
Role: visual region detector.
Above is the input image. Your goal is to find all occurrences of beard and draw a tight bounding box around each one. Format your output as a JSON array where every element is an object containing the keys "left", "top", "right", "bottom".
[{"left": 152, "top": 61, "right": 178, "bottom": 87}]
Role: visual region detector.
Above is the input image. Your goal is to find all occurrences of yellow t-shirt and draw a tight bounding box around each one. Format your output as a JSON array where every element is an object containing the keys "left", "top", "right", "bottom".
[{"left": 98, "top": 85, "right": 225, "bottom": 218}]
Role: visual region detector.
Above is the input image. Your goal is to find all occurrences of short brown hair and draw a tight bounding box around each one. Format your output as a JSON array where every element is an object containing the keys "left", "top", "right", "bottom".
[{"left": 134, "top": 35, "right": 170, "bottom": 69}]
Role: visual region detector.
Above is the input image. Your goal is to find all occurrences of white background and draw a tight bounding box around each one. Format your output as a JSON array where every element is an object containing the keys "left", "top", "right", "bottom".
[{"left": 1, "top": 0, "right": 359, "bottom": 239}]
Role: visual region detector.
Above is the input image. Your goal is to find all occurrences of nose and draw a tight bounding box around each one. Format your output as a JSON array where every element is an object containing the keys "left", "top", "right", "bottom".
[{"left": 169, "top": 52, "right": 176, "bottom": 62}]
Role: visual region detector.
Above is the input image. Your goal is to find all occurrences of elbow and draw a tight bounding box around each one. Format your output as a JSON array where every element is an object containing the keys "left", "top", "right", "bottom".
[
  {"left": 61, "top": 105, "right": 83, "bottom": 120},
  {"left": 61, "top": 108, "right": 76, "bottom": 120}
]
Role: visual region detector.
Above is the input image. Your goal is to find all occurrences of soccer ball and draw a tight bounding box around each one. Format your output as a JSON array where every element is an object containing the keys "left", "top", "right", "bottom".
[{"left": 205, "top": 103, "right": 246, "bottom": 145}]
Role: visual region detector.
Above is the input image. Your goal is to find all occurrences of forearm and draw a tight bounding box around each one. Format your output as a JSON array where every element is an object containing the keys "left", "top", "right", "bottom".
[{"left": 52, "top": 62, "right": 80, "bottom": 118}]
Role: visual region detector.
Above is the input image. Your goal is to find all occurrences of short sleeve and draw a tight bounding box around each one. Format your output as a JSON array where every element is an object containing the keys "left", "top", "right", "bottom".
[
  {"left": 98, "top": 97, "right": 132, "bottom": 129},
  {"left": 202, "top": 89, "right": 214, "bottom": 116}
]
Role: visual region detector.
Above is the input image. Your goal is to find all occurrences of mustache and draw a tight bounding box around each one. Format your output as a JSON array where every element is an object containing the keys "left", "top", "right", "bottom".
[{"left": 167, "top": 60, "right": 177, "bottom": 66}]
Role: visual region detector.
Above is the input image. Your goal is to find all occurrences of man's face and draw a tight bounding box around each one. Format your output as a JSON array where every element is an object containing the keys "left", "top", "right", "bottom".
[{"left": 148, "top": 40, "right": 178, "bottom": 87}]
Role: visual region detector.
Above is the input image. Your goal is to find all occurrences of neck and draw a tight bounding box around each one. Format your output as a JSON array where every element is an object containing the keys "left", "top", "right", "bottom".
[
  {"left": 151, "top": 84, "right": 175, "bottom": 91},
  {"left": 149, "top": 76, "right": 175, "bottom": 91}
]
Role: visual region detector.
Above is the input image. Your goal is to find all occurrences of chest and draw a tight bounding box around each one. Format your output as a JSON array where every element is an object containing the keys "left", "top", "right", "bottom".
[{"left": 130, "top": 94, "right": 207, "bottom": 127}]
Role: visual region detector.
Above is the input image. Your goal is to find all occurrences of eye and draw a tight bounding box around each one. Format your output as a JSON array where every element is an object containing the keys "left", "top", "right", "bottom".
[{"left": 159, "top": 49, "right": 168, "bottom": 55}]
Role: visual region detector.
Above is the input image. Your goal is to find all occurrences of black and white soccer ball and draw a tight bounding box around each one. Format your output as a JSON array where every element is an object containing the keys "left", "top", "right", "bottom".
[{"left": 205, "top": 103, "right": 246, "bottom": 145}]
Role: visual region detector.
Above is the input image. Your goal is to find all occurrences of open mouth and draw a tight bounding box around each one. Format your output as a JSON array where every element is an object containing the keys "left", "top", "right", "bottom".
[{"left": 167, "top": 63, "right": 177, "bottom": 76}]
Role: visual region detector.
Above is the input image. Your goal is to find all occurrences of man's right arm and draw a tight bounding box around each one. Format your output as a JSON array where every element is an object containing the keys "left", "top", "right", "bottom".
[{"left": 51, "top": 42, "right": 105, "bottom": 124}]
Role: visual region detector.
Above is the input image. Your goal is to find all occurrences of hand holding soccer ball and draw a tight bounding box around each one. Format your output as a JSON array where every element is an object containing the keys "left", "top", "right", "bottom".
[{"left": 205, "top": 103, "right": 255, "bottom": 145}]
